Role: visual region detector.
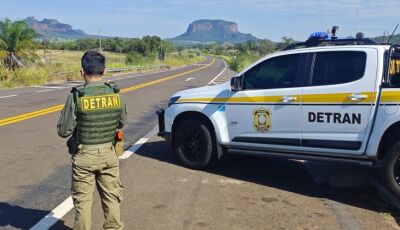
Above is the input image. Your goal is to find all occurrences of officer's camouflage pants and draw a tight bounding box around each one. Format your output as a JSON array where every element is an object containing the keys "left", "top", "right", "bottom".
[{"left": 71, "top": 143, "right": 124, "bottom": 230}]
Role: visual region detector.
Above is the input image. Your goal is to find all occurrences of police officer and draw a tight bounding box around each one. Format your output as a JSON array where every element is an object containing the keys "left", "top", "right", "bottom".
[{"left": 57, "top": 51, "right": 127, "bottom": 230}]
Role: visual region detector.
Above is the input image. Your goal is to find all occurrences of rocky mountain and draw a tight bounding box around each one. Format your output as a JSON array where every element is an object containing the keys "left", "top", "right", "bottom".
[
  {"left": 24, "top": 17, "right": 89, "bottom": 39},
  {"left": 172, "top": 19, "right": 258, "bottom": 44}
]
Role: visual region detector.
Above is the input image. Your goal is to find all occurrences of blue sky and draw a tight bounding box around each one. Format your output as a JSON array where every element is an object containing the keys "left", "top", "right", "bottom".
[{"left": 0, "top": 0, "right": 399, "bottom": 41}]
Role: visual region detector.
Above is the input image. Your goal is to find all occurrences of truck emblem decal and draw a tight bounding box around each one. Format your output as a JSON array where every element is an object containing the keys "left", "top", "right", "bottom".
[{"left": 253, "top": 108, "right": 271, "bottom": 133}]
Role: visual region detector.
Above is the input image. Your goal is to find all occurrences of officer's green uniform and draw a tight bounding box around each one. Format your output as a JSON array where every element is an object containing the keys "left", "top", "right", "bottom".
[{"left": 57, "top": 81, "right": 127, "bottom": 230}]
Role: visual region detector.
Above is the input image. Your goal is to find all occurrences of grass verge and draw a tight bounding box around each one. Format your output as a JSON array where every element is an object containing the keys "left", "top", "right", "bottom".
[
  {"left": 0, "top": 50, "right": 204, "bottom": 88},
  {"left": 217, "top": 54, "right": 261, "bottom": 73}
]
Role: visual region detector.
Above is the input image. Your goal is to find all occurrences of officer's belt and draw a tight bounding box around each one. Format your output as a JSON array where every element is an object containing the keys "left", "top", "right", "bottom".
[{"left": 80, "top": 142, "right": 114, "bottom": 151}]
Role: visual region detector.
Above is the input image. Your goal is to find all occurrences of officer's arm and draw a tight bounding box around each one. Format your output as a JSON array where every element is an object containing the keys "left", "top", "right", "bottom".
[
  {"left": 57, "top": 93, "right": 77, "bottom": 138},
  {"left": 118, "top": 102, "right": 127, "bottom": 129}
]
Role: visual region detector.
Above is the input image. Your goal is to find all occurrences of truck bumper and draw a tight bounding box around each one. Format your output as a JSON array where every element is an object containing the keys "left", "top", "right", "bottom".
[{"left": 156, "top": 109, "right": 171, "bottom": 143}]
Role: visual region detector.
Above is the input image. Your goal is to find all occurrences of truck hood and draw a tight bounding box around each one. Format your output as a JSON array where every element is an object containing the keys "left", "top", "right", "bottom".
[{"left": 171, "top": 81, "right": 230, "bottom": 99}]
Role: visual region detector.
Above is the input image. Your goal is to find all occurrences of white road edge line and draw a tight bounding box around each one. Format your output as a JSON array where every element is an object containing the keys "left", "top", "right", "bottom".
[
  {"left": 120, "top": 65, "right": 191, "bottom": 79},
  {"left": 32, "top": 86, "right": 64, "bottom": 89},
  {"left": 208, "top": 59, "right": 227, "bottom": 85},
  {"left": 0, "top": 94, "right": 18, "bottom": 99},
  {"left": 8, "top": 62, "right": 203, "bottom": 98},
  {"left": 30, "top": 126, "right": 157, "bottom": 230},
  {"left": 31, "top": 57, "right": 225, "bottom": 229},
  {"left": 30, "top": 197, "right": 73, "bottom": 230},
  {"left": 37, "top": 89, "right": 57, "bottom": 93},
  {"left": 119, "top": 126, "right": 158, "bottom": 160},
  {"left": 62, "top": 83, "right": 81, "bottom": 86}
]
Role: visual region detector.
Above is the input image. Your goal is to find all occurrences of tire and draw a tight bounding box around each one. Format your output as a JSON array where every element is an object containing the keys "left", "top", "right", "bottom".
[
  {"left": 173, "top": 118, "right": 217, "bottom": 169},
  {"left": 382, "top": 141, "right": 400, "bottom": 197}
]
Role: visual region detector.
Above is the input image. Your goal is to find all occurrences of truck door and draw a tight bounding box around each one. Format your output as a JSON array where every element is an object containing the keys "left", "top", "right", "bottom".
[
  {"left": 226, "top": 53, "right": 307, "bottom": 150},
  {"left": 301, "top": 48, "right": 379, "bottom": 155}
]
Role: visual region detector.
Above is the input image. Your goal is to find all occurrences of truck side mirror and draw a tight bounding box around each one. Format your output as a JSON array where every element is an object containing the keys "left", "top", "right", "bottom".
[{"left": 230, "top": 76, "right": 243, "bottom": 91}]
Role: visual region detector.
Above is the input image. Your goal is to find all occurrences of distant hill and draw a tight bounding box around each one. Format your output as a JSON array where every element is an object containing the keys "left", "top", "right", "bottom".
[
  {"left": 24, "top": 17, "right": 89, "bottom": 40},
  {"left": 372, "top": 33, "right": 400, "bottom": 44},
  {"left": 171, "top": 19, "right": 258, "bottom": 44}
]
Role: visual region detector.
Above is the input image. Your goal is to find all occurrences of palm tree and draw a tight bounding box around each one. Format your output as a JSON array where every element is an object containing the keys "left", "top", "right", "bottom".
[{"left": 0, "top": 18, "right": 37, "bottom": 70}]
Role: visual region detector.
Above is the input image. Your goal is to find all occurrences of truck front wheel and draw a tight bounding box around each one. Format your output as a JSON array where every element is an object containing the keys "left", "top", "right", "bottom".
[
  {"left": 382, "top": 141, "right": 400, "bottom": 197},
  {"left": 173, "top": 118, "right": 217, "bottom": 169}
]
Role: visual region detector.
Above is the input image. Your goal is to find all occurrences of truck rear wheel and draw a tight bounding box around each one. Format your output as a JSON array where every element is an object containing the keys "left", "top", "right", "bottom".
[
  {"left": 382, "top": 141, "right": 400, "bottom": 197},
  {"left": 173, "top": 118, "right": 217, "bottom": 169}
]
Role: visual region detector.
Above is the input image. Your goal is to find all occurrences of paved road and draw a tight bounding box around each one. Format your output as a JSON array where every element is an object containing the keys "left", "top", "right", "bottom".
[{"left": 0, "top": 57, "right": 398, "bottom": 230}]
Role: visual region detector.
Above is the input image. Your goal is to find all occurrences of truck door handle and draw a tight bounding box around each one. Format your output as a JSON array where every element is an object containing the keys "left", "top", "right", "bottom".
[
  {"left": 348, "top": 93, "right": 368, "bottom": 101},
  {"left": 281, "top": 96, "right": 297, "bottom": 103}
]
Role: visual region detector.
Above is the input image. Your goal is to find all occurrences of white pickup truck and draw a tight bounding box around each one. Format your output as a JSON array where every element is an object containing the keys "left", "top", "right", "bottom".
[{"left": 157, "top": 37, "right": 400, "bottom": 196}]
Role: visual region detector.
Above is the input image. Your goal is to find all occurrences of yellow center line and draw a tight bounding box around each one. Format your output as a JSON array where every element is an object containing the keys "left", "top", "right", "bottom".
[{"left": 0, "top": 58, "right": 216, "bottom": 127}]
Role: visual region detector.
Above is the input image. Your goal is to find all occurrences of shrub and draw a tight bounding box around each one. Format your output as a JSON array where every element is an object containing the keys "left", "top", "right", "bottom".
[{"left": 227, "top": 54, "right": 260, "bottom": 72}]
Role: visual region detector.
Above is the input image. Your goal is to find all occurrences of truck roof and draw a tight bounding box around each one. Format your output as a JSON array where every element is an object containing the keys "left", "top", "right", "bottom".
[
  {"left": 283, "top": 36, "right": 393, "bottom": 52},
  {"left": 281, "top": 44, "right": 391, "bottom": 53}
]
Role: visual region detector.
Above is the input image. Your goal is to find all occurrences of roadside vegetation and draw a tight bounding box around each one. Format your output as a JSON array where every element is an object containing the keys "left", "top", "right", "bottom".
[
  {"left": 0, "top": 18, "right": 294, "bottom": 87},
  {"left": 0, "top": 18, "right": 37, "bottom": 70},
  {"left": 0, "top": 19, "right": 203, "bottom": 88},
  {"left": 199, "top": 36, "right": 295, "bottom": 72},
  {"left": 0, "top": 50, "right": 125, "bottom": 87}
]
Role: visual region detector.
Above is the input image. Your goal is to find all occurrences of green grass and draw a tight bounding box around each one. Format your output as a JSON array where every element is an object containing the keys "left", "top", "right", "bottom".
[
  {"left": 36, "top": 49, "right": 126, "bottom": 74},
  {"left": 217, "top": 53, "right": 261, "bottom": 72},
  {"left": 0, "top": 65, "right": 45, "bottom": 87},
  {"left": 0, "top": 49, "right": 204, "bottom": 87},
  {"left": 163, "top": 52, "right": 204, "bottom": 67}
]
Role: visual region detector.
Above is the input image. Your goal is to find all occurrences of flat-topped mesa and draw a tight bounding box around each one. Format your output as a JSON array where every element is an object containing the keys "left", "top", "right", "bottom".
[
  {"left": 187, "top": 20, "right": 238, "bottom": 33},
  {"left": 172, "top": 19, "right": 258, "bottom": 44}
]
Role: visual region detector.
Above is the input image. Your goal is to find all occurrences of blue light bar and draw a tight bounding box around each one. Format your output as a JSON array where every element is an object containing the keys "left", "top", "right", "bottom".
[{"left": 308, "top": 32, "right": 329, "bottom": 40}]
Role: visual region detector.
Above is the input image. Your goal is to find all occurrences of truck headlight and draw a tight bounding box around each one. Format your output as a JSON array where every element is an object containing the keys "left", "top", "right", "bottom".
[{"left": 168, "top": 96, "right": 181, "bottom": 107}]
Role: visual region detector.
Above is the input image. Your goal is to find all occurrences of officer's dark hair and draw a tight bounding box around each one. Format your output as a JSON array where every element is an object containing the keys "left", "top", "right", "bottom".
[{"left": 81, "top": 51, "right": 106, "bottom": 76}]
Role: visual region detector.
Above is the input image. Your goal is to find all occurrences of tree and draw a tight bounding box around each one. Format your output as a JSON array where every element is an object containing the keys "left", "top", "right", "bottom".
[
  {"left": 257, "top": 39, "right": 276, "bottom": 55},
  {"left": 76, "top": 38, "right": 97, "bottom": 51},
  {"left": 112, "top": 37, "right": 124, "bottom": 53},
  {"left": 277, "top": 36, "right": 296, "bottom": 50},
  {"left": 125, "top": 51, "right": 143, "bottom": 64},
  {"left": 0, "top": 18, "right": 37, "bottom": 69}
]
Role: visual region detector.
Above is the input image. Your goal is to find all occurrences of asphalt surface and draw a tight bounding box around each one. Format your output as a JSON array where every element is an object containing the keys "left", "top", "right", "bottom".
[{"left": 0, "top": 57, "right": 399, "bottom": 230}]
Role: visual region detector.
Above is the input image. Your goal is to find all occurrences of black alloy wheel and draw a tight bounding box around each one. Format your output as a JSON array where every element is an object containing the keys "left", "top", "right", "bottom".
[
  {"left": 383, "top": 141, "right": 400, "bottom": 197},
  {"left": 173, "top": 118, "right": 217, "bottom": 169}
]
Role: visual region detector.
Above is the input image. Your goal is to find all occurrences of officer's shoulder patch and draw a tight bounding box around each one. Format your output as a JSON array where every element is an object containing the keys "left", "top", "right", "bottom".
[
  {"left": 104, "top": 81, "right": 120, "bottom": 93},
  {"left": 71, "top": 85, "right": 85, "bottom": 96}
]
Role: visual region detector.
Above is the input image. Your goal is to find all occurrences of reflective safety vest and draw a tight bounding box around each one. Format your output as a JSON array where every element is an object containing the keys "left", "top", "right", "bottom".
[{"left": 73, "top": 82, "right": 123, "bottom": 145}]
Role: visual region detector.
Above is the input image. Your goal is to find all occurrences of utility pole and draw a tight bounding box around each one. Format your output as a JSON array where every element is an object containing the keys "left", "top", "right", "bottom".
[
  {"left": 159, "top": 40, "right": 166, "bottom": 61},
  {"left": 384, "top": 30, "right": 389, "bottom": 43},
  {"left": 164, "top": 41, "right": 167, "bottom": 60},
  {"left": 99, "top": 29, "right": 102, "bottom": 53},
  {"left": 160, "top": 41, "right": 163, "bottom": 61}
]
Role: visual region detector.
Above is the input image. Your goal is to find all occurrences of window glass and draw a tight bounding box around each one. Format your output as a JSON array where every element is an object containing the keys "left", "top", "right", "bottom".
[
  {"left": 389, "top": 56, "right": 400, "bottom": 87},
  {"left": 390, "top": 57, "right": 400, "bottom": 77},
  {"left": 243, "top": 54, "right": 300, "bottom": 90},
  {"left": 311, "top": 51, "right": 366, "bottom": 86}
]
